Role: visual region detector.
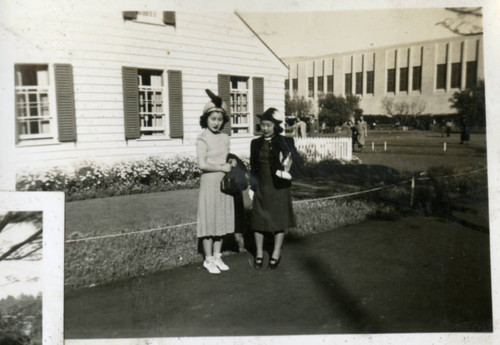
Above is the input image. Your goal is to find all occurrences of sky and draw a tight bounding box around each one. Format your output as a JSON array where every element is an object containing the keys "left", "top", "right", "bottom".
[{"left": 239, "top": 8, "right": 479, "bottom": 58}]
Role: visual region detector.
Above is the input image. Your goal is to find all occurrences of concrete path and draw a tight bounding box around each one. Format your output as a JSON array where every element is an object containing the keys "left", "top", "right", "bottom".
[{"left": 64, "top": 191, "right": 492, "bottom": 339}]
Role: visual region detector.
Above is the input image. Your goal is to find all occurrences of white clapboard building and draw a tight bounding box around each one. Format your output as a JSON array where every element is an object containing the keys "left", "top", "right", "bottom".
[{"left": 8, "top": 11, "right": 288, "bottom": 171}]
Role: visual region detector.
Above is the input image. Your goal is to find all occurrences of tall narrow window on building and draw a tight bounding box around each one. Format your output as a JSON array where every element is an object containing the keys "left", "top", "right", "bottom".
[
  {"left": 344, "top": 73, "right": 352, "bottom": 95},
  {"left": 387, "top": 68, "right": 396, "bottom": 93},
  {"left": 138, "top": 69, "right": 165, "bottom": 136},
  {"left": 292, "top": 78, "right": 298, "bottom": 94},
  {"left": 317, "top": 76, "right": 324, "bottom": 96},
  {"left": 355, "top": 72, "right": 363, "bottom": 95},
  {"left": 230, "top": 76, "right": 250, "bottom": 134},
  {"left": 366, "top": 71, "right": 374, "bottom": 94},
  {"left": 399, "top": 67, "right": 408, "bottom": 92},
  {"left": 466, "top": 61, "right": 477, "bottom": 88},
  {"left": 436, "top": 64, "right": 447, "bottom": 90},
  {"left": 284, "top": 79, "right": 289, "bottom": 91},
  {"left": 15, "top": 64, "right": 52, "bottom": 140},
  {"left": 308, "top": 77, "right": 314, "bottom": 97},
  {"left": 451, "top": 62, "right": 462, "bottom": 89},
  {"left": 327, "top": 75, "right": 333, "bottom": 93},
  {"left": 412, "top": 66, "right": 422, "bottom": 91}
]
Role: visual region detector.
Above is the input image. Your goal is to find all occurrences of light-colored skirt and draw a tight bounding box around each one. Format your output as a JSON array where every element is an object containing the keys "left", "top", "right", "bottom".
[{"left": 196, "top": 172, "right": 235, "bottom": 238}]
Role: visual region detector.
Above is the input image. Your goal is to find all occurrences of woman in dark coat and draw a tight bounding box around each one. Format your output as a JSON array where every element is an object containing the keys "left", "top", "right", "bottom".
[{"left": 249, "top": 107, "right": 299, "bottom": 270}]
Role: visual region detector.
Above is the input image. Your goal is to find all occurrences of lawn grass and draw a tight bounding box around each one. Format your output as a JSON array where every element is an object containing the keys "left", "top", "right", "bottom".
[{"left": 64, "top": 130, "right": 489, "bottom": 290}]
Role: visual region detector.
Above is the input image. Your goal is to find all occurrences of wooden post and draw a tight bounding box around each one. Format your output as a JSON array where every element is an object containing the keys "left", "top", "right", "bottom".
[
  {"left": 443, "top": 142, "right": 447, "bottom": 152},
  {"left": 372, "top": 142, "right": 374, "bottom": 151},
  {"left": 410, "top": 174, "right": 416, "bottom": 207},
  {"left": 384, "top": 141, "right": 387, "bottom": 151}
]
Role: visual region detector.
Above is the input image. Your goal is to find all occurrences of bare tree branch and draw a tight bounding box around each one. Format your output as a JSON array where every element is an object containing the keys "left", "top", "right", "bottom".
[
  {"left": 445, "top": 7, "right": 482, "bottom": 17},
  {"left": 0, "top": 229, "right": 42, "bottom": 261}
]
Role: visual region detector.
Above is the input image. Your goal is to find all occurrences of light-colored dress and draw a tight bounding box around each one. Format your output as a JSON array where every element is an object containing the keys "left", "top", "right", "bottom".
[{"left": 196, "top": 129, "right": 234, "bottom": 238}]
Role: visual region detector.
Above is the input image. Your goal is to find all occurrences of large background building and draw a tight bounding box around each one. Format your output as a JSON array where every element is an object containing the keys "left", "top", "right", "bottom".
[{"left": 282, "top": 35, "right": 483, "bottom": 117}]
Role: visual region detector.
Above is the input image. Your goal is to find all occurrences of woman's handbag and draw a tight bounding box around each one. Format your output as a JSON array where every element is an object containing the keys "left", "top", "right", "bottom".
[{"left": 221, "top": 153, "right": 249, "bottom": 195}]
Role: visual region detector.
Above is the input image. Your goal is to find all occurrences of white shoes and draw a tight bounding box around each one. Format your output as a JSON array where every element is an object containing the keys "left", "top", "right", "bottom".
[
  {"left": 214, "top": 254, "right": 229, "bottom": 271},
  {"left": 203, "top": 255, "right": 229, "bottom": 274}
]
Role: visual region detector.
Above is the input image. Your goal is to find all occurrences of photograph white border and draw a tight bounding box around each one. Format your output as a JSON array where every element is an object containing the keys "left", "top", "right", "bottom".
[{"left": 0, "top": 192, "right": 65, "bottom": 345}]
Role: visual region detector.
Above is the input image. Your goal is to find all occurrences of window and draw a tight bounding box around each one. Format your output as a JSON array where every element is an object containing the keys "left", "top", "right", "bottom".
[
  {"left": 292, "top": 78, "right": 298, "bottom": 94},
  {"left": 138, "top": 69, "right": 165, "bottom": 136},
  {"left": 15, "top": 64, "right": 52, "bottom": 140},
  {"left": 327, "top": 75, "right": 333, "bottom": 93},
  {"left": 123, "top": 11, "right": 176, "bottom": 26},
  {"left": 317, "top": 76, "right": 324, "bottom": 95},
  {"left": 308, "top": 77, "right": 314, "bottom": 97},
  {"left": 230, "top": 76, "right": 250, "bottom": 134},
  {"left": 436, "top": 63, "right": 447, "bottom": 90},
  {"left": 355, "top": 72, "right": 363, "bottom": 95},
  {"left": 366, "top": 71, "right": 374, "bottom": 94},
  {"left": 451, "top": 62, "right": 462, "bottom": 89},
  {"left": 285, "top": 79, "right": 289, "bottom": 91},
  {"left": 123, "top": 67, "right": 183, "bottom": 140},
  {"left": 412, "top": 66, "right": 422, "bottom": 91},
  {"left": 399, "top": 67, "right": 408, "bottom": 92},
  {"left": 344, "top": 73, "right": 352, "bottom": 95},
  {"left": 387, "top": 68, "right": 396, "bottom": 93},
  {"left": 466, "top": 61, "right": 477, "bottom": 88}
]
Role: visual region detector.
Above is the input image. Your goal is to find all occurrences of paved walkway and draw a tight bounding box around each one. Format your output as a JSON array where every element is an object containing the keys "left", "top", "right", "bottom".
[{"left": 64, "top": 191, "right": 492, "bottom": 339}]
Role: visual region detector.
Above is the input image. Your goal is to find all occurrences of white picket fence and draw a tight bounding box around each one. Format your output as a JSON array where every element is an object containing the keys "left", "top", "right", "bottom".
[{"left": 295, "top": 137, "right": 352, "bottom": 161}]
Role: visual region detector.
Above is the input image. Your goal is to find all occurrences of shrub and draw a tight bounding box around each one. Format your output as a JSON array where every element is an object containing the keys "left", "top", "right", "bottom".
[
  {"left": 0, "top": 294, "right": 42, "bottom": 345},
  {"left": 17, "top": 156, "right": 203, "bottom": 201}
]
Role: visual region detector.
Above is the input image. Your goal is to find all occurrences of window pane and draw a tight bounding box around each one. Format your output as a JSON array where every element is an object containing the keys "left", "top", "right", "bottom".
[
  {"left": 412, "top": 66, "right": 422, "bottom": 91},
  {"left": 451, "top": 62, "right": 462, "bottom": 89},
  {"left": 308, "top": 77, "right": 314, "bottom": 97},
  {"left": 387, "top": 69, "right": 395, "bottom": 92},
  {"left": 466, "top": 61, "right": 477, "bottom": 88},
  {"left": 345, "top": 73, "right": 352, "bottom": 94},
  {"left": 366, "top": 71, "right": 374, "bottom": 94},
  {"left": 292, "top": 79, "right": 298, "bottom": 93},
  {"left": 317, "top": 76, "right": 324, "bottom": 93},
  {"left": 230, "top": 76, "right": 250, "bottom": 134},
  {"left": 399, "top": 67, "right": 408, "bottom": 92},
  {"left": 138, "top": 69, "right": 165, "bottom": 136},
  {"left": 355, "top": 72, "right": 363, "bottom": 95},
  {"left": 285, "top": 79, "right": 289, "bottom": 90},
  {"left": 436, "top": 64, "right": 447, "bottom": 89},
  {"left": 327, "top": 75, "right": 333, "bottom": 93}
]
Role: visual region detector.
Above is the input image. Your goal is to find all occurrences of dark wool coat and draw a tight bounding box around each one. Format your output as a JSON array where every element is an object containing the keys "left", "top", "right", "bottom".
[{"left": 249, "top": 135, "right": 301, "bottom": 191}]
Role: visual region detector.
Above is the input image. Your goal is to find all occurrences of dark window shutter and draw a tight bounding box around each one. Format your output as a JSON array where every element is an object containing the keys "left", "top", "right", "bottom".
[
  {"left": 253, "top": 77, "right": 264, "bottom": 135},
  {"left": 54, "top": 64, "right": 76, "bottom": 142},
  {"left": 168, "top": 70, "right": 183, "bottom": 138},
  {"left": 218, "top": 74, "right": 231, "bottom": 136},
  {"left": 122, "top": 66, "right": 140, "bottom": 140},
  {"left": 163, "top": 12, "right": 176, "bottom": 26},
  {"left": 123, "top": 12, "right": 138, "bottom": 20}
]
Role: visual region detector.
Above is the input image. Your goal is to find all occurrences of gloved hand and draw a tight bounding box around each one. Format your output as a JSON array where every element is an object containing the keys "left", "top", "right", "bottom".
[
  {"left": 248, "top": 189, "right": 254, "bottom": 200},
  {"left": 275, "top": 170, "right": 292, "bottom": 180}
]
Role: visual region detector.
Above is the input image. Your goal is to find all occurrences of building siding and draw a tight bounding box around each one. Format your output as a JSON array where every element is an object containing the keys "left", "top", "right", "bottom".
[{"left": 9, "top": 12, "right": 288, "bottom": 171}]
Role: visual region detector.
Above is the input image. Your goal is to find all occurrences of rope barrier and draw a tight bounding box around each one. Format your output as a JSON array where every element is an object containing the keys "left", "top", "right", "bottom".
[{"left": 65, "top": 167, "right": 487, "bottom": 243}]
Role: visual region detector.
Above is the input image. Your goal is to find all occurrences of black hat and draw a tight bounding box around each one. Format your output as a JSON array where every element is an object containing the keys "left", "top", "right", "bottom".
[
  {"left": 257, "top": 107, "right": 283, "bottom": 133},
  {"left": 257, "top": 107, "right": 282, "bottom": 125}
]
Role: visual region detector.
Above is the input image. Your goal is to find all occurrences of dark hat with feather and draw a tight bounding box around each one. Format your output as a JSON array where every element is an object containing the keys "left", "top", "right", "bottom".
[
  {"left": 203, "top": 89, "right": 229, "bottom": 116},
  {"left": 257, "top": 107, "right": 283, "bottom": 133}
]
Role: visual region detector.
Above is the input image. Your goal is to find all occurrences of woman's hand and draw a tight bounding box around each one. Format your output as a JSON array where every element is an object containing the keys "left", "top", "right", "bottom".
[
  {"left": 228, "top": 158, "right": 238, "bottom": 167},
  {"left": 221, "top": 163, "right": 232, "bottom": 173}
]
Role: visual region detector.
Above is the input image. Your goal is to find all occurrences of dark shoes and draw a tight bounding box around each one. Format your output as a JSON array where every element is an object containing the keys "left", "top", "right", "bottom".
[
  {"left": 268, "top": 257, "right": 281, "bottom": 270},
  {"left": 253, "top": 257, "right": 263, "bottom": 270}
]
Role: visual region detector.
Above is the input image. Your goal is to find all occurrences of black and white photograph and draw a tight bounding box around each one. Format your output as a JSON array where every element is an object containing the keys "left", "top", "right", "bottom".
[
  {"left": 1, "top": 0, "right": 500, "bottom": 344},
  {"left": 0, "top": 192, "right": 64, "bottom": 345}
]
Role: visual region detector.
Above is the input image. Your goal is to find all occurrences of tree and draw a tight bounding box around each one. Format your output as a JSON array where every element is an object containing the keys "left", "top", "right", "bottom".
[
  {"left": 318, "top": 94, "right": 362, "bottom": 128},
  {"left": 436, "top": 7, "right": 482, "bottom": 36},
  {"left": 0, "top": 212, "right": 42, "bottom": 262},
  {"left": 285, "top": 92, "right": 313, "bottom": 119},
  {"left": 449, "top": 80, "right": 486, "bottom": 127},
  {"left": 380, "top": 96, "right": 427, "bottom": 127}
]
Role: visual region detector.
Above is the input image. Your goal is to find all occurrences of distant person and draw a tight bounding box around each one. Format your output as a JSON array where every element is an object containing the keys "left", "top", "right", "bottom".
[
  {"left": 459, "top": 116, "right": 470, "bottom": 144},
  {"left": 309, "top": 117, "right": 319, "bottom": 136},
  {"left": 359, "top": 116, "right": 368, "bottom": 138},
  {"left": 440, "top": 119, "right": 446, "bottom": 137},
  {"left": 355, "top": 119, "right": 366, "bottom": 152},
  {"left": 297, "top": 118, "right": 307, "bottom": 138},
  {"left": 249, "top": 108, "right": 299, "bottom": 270},
  {"left": 321, "top": 122, "right": 327, "bottom": 133},
  {"left": 445, "top": 120, "right": 452, "bottom": 137},
  {"left": 196, "top": 89, "right": 235, "bottom": 274},
  {"left": 348, "top": 120, "right": 359, "bottom": 151}
]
